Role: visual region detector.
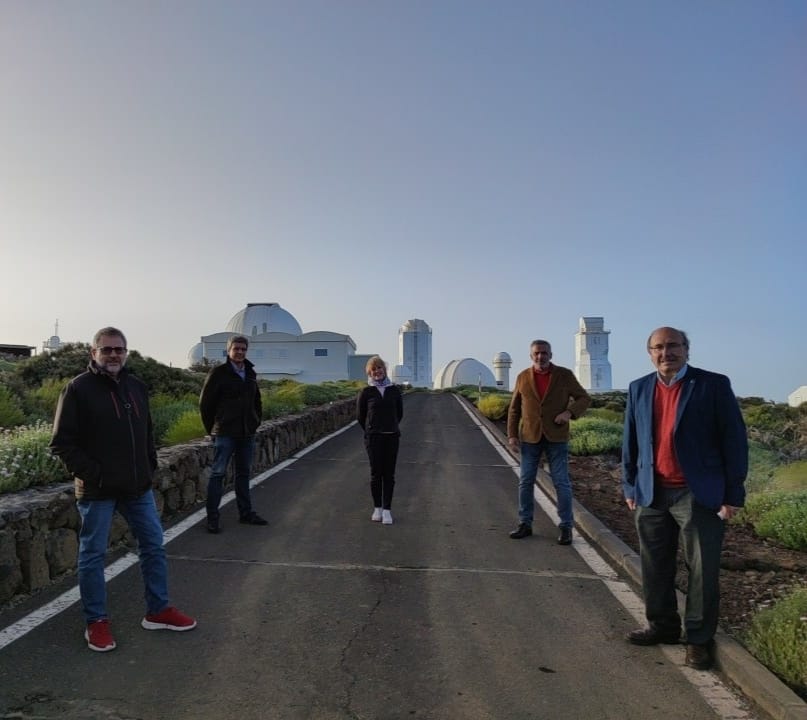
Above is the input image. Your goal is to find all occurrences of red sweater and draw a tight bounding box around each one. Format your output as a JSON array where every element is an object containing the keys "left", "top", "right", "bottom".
[{"left": 653, "top": 381, "right": 686, "bottom": 487}]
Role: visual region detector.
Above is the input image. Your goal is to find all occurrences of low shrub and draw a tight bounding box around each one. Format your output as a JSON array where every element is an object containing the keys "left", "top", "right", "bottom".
[
  {"left": 162, "top": 410, "right": 207, "bottom": 446},
  {"left": 585, "top": 407, "right": 623, "bottom": 425},
  {"left": 739, "top": 491, "right": 807, "bottom": 551},
  {"left": 771, "top": 460, "right": 807, "bottom": 492},
  {"left": 24, "top": 377, "right": 69, "bottom": 424},
  {"left": 746, "top": 441, "right": 781, "bottom": 494},
  {"left": 151, "top": 397, "right": 198, "bottom": 446},
  {"left": 744, "top": 588, "right": 807, "bottom": 697},
  {"left": 478, "top": 394, "right": 509, "bottom": 421},
  {"left": 569, "top": 417, "right": 623, "bottom": 456},
  {"left": 0, "top": 384, "right": 25, "bottom": 428},
  {"left": 0, "top": 422, "right": 69, "bottom": 493}
]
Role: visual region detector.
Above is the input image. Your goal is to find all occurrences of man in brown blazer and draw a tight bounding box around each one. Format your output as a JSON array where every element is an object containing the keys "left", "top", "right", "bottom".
[{"left": 507, "top": 339, "right": 591, "bottom": 543}]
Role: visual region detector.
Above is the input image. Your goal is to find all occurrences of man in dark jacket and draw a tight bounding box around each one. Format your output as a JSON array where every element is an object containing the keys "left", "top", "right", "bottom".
[
  {"left": 50, "top": 327, "right": 196, "bottom": 653},
  {"left": 622, "top": 326, "right": 748, "bottom": 670},
  {"left": 199, "top": 334, "right": 267, "bottom": 533}
]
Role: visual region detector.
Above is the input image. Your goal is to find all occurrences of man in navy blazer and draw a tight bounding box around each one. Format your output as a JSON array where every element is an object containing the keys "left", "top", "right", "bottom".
[{"left": 622, "top": 327, "right": 747, "bottom": 671}]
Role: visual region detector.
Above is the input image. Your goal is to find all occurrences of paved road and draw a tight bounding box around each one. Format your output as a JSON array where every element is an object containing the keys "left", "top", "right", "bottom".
[{"left": 0, "top": 393, "right": 760, "bottom": 719}]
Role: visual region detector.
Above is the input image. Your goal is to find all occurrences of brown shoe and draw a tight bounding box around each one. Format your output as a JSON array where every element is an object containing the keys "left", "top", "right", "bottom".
[
  {"left": 685, "top": 642, "right": 713, "bottom": 670},
  {"left": 626, "top": 626, "right": 681, "bottom": 646}
]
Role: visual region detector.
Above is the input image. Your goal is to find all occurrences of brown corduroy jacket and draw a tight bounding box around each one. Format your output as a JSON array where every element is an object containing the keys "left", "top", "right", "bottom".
[{"left": 507, "top": 364, "right": 591, "bottom": 443}]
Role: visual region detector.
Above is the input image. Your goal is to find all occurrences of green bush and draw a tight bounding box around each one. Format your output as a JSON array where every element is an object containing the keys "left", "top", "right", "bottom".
[
  {"left": 771, "top": 460, "right": 807, "bottom": 492},
  {"left": 24, "top": 377, "right": 67, "bottom": 423},
  {"left": 0, "top": 422, "right": 69, "bottom": 492},
  {"left": 739, "top": 491, "right": 807, "bottom": 551},
  {"left": 746, "top": 441, "right": 781, "bottom": 494},
  {"left": 162, "top": 410, "right": 206, "bottom": 446},
  {"left": 0, "top": 384, "right": 25, "bottom": 428},
  {"left": 585, "top": 407, "right": 624, "bottom": 424},
  {"left": 152, "top": 398, "right": 198, "bottom": 446},
  {"left": 478, "top": 394, "right": 509, "bottom": 421},
  {"left": 261, "top": 379, "right": 362, "bottom": 419},
  {"left": 569, "top": 417, "right": 623, "bottom": 456},
  {"left": 745, "top": 588, "right": 807, "bottom": 696},
  {"left": 589, "top": 391, "right": 627, "bottom": 413}
]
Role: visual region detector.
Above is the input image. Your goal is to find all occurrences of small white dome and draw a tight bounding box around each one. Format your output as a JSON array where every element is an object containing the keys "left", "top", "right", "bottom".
[
  {"left": 187, "top": 343, "right": 204, "bottom": 366},
  {"left": 226, "top": 303, "right": 302, "bottom": 337},
  {"left": 433, "top": 358, "right": 496, "bottom": 389},
  {"left": 493, "top": 351, "right": 512, "bottom": 365}
]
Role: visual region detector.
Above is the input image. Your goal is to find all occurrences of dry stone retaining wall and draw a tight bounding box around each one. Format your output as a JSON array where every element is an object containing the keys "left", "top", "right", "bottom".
[{"left": 0, "top": 398, "right": 357, "bottom": 606}]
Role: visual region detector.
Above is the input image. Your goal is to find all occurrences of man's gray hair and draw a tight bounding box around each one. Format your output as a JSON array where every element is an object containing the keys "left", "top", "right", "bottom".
[
  {"left": 530, "top": 339, "right": 552, "bottom": 352},
  {"left": 227, "top": 335, "right": 249, "bottom": 351},
  {"left": 92, "top": 327, "right": 127, "bottom": 348},
  {"left": 646, "top": 328, "right": 690, "bottom": 350}
]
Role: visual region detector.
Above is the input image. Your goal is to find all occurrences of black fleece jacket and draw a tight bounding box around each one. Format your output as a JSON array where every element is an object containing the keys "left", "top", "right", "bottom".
[
  {"left": 356, "top": 384, "right": 403, "bottom": 436},
  {"left": 50, "top": 363, "right": 157, "bottom": 501},
  {"left": 199, "top": 359, "right": 262, "bottom": 437}
]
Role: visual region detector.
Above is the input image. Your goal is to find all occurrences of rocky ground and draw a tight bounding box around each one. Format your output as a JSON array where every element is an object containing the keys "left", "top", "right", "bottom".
[{"left": 569, "top": 453, "right": 807, "bottom": 642}]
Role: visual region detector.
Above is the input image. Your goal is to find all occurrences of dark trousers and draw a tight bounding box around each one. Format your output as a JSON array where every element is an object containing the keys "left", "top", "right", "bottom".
[
  {"left": 364, "top": 433, "right": 399, "bottom": 510},
  {"left": 635, "top": 487, "right": 725, "bottom": 645},
  {"left": 206, "top": 435, "right": 256, "bottom": 520}
]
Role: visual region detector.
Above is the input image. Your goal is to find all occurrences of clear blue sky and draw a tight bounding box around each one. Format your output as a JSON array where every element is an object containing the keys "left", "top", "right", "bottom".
[{"left": 2, "top": 2, "right": 805, "bottom": 402}]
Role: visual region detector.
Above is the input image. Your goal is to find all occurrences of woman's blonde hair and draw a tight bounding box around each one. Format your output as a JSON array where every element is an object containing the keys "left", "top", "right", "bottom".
[{"left": 365, "top": 355, "right": 386, "bottom": 374}]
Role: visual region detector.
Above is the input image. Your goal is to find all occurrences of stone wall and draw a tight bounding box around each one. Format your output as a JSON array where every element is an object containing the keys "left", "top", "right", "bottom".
[{"left": 0, "top": 398, "right": 357, "bottom": 606}]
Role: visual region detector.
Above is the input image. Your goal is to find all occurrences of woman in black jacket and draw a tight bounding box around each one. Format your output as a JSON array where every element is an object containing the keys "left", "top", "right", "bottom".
[{"left": 356, "top": 356, "right": 403, "bottom": 525}]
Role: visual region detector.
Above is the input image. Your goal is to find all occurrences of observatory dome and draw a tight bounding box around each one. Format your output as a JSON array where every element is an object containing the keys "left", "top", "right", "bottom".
[
  {"left": 433, "top": 358, "right": 496, "bottom": 390},
  {"left": 226, "top": 303, "right": 302, "bottom": 337},
  {"left": 188, "top": 342, "right": 205, "bottom": 365}
]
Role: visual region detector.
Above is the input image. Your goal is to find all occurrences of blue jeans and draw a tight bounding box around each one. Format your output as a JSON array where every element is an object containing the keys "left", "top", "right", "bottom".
[
  {"left": 518, "top": 439, "right": 573, "bottom": 528},
  {"left": 77, "top": 491, "right": 168, "bottom": 623},
  {"left": 206, "top": 435, "right": 255, "bottom": 520}
]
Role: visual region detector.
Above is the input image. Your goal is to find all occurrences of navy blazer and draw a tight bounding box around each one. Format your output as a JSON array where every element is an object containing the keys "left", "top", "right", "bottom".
[{"left": 622, "top": 366, "right": 748, "bottom": 510}]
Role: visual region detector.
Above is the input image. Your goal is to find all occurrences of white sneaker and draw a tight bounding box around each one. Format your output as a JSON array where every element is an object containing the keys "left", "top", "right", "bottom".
[
  {"left": 382, "top": 510, "right": 393, "bottom": 525},
  {"left": 371, "top": 507, "right": 382, "bottom": 522}
]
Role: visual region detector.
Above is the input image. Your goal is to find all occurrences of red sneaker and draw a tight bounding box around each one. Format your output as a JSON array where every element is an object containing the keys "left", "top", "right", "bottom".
[
  {"left": 141, "top": 606, "right": 197, "bottom": 631},
  {"left": 85, "top": 619, "right": 116, "bottom": 652}
]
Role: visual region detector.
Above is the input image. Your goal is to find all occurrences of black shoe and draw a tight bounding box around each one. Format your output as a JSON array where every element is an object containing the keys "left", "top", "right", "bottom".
[
  {"left": 509, "top": 523, "right": 533, "bottom": 539},
  {"left": 626, "top": 626, "right": 681, "bottom": 646},
  {"left": 557, "top": 526, "right": 573, "bottom": 545},
  {"left": 206, "top": 517, "right": 220, "bottom": 534},
  {"left": 239, "top": 511, "right": 268, "bottom": 526},
  {"left": 685, "top": 641, "right": 714, "bottom": 670}
]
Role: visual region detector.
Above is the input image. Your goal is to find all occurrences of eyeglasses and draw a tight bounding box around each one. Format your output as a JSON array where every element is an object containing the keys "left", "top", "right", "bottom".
[
  {"left": 648, "top": 342, "right": 683, "bottom": 353},
  {"left": 96, "top": 346, "right": 127, "bottom": 355}
]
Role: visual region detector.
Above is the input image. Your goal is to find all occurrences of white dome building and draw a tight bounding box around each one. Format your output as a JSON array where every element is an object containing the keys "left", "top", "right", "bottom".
[
  {"left": 187, "top": 342, "right": 205, "bottom": 366},
  {"left": 190, "top": 302, "right": 374, "bottom": 383},
  {"left": 433, "top": 358, "right": 497, "bottom": 390},
  {"left": 226, "top": 302, "right": 303, "bottom": 337}
]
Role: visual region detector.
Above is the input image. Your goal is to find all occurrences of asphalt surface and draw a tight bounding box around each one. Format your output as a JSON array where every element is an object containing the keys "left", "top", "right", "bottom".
[{"left": 0, "top": 392, "right": 803, "bottom": 719}]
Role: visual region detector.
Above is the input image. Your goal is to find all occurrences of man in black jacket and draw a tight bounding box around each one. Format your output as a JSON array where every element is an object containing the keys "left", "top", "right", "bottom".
[
  {"left": 50, "top": 327, "right": 196, "bottom": 652},
  {"left": 199, "top": 334, "right": 267, "bottom": 533}
]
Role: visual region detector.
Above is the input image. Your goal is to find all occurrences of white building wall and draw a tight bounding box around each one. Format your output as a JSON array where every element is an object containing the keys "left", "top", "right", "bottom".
[
  {"left": 398, "top": 319, "right": 432, "bottom": 388},
  {"left": 574, "top": 316, "right": 613, "bottom": 391},
  {"left": 199, "top": 331, "right": 358, "bottom": 384},
  {"left": 788, "top": 386, "right": 807, "bottom": 408}
]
